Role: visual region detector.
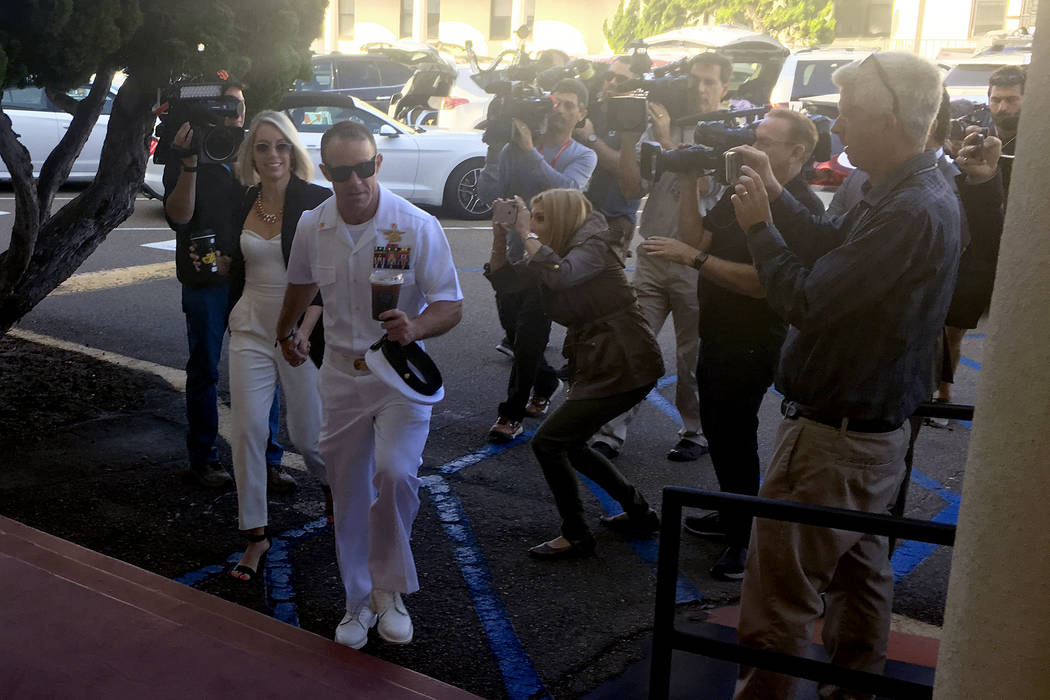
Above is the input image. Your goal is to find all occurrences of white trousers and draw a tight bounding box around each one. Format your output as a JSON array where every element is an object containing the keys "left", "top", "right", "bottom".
[
  {"left": 229, "top": 290, "right": 326, "bottom": 530},
  {"left": 318, "top": 358, "right": 432, "bottom": 611}
]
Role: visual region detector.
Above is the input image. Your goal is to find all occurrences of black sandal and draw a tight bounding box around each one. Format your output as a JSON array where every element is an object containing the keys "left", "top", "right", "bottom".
[{"left": 230, "top": 531, "right": 271, "bottom": 582}]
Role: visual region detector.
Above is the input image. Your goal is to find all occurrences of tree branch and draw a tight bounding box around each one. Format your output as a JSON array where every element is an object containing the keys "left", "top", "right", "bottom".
[
  {"left": 37, "top": 66, "right": 116, "bottom": 219},
  {"left": 0, "top": 108, "right": 42, "bottom": 295}
]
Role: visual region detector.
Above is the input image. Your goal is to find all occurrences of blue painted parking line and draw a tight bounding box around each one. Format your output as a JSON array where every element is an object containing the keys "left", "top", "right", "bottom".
[
  {"left": 959, "top": 356, "right": 982, "bottom": 372},
  {"left": 890, "top": 469, "right": 961, "bottom": 583}
]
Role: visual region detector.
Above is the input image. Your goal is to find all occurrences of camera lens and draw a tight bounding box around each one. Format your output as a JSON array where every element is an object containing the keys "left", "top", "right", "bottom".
[{"left": 203, "top": 127, "right": 245, "bottom": 163}]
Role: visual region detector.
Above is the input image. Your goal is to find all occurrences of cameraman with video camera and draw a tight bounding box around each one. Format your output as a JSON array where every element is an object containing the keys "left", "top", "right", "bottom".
[
  {"left": 163, "top": 75, "right": 287, "bottom": 490},
  {"left": 575, "top": 54, "right": 650, "bottom": 257},
  {"left": 591, "top": 52, "right": 734, "bottom": 463},
  {"left": 478, "top": 78, "right": 597, "bottom": 442}
]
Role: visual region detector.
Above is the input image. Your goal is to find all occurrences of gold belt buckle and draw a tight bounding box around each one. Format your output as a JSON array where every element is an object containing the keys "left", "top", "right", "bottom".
[{"left": 353, "top": 358, "right": 368, "bottom": 371}]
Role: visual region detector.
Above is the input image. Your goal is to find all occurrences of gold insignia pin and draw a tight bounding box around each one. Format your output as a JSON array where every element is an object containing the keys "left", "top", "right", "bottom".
[{"left": 382, "top": 223, "right": 403, "bottom": 244}]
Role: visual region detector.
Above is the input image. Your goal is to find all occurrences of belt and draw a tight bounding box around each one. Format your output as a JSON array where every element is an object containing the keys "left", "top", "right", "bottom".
[{"left": 780, "top": 400, "right": 901, "bottom": 434}]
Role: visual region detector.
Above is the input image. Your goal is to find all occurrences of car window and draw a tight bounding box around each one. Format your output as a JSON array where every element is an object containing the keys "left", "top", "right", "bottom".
[
  {"left": 792, "top": 59, "right": 853, "bottom": 100},
  {"left": 65, "top": 85, "right": 115, "bottom": 115},
  {"left": 379, "top": 61, "right": 414, "bottom": 85},
  {"left": 285, "top": 105, "right": 388, "bottom": 134},
  {"left": 3, "top": 87, "right": 49, "bottom": 111},
  {"left": 337, "top": 60, "right": 381, "bottom": 89},
  {"left": 300, "top": 60, "right": 335, "bottom": 91}
]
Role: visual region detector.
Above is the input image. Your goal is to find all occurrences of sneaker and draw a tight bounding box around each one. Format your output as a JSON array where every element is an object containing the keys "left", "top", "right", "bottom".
[
  {"left": 495, "top": 338, "right": 515, "bottom": 359},
  {"left": 267, "top": 463, "right": 297, "bottom": 493},
  {"left": 188, "top": 461, "right": 232, "bottom": 488},
  {"left": 710, "top": 545, "right": 748, "bottom": 581},
  {"left": 599, "top": 509, "right": 660, "bottom": 538},
  {"left": 372, "top": 589, "right": 413, "bottom": 644},
  {"left": 683, "top": 512, "right": 725, "bottom": 539},
  {"left": 488, "top": 416, "right": 524, "bottom": 443},
  {"left": 334, "top": 605, "right": 377, "bottom": 649},
  {"left": 590, "top": 441, "right": 619, "bottom": 460},
  {"left": 525, "top": 379, "right": 564, "bottom": 418},
  {"left": 667, "top": 438, "right": 708, "bottom": 462}
]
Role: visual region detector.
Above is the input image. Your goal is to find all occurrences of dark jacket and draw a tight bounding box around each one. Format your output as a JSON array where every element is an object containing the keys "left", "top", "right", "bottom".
[
  {"left": 487, "top": 211, "right": 664, "bottom": 400},
  {"left": 222, "top": 175, "right": 332, "bottom": 368}
]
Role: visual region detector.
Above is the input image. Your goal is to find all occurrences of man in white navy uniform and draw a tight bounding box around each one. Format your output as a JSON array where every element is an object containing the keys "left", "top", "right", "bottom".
[{"left": 276, "top": 120, "right": 463, "bottom": 649}]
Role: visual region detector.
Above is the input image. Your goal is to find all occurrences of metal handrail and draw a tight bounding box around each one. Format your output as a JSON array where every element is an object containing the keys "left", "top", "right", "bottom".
[{"left": 650, "top": 487, "right": 956, "bottom": 700}]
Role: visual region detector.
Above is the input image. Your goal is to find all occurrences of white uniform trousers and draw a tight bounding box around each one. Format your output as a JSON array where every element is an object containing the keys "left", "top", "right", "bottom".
[
  {"left": 229, "top": 293, "right": 326, "bottom": 531},
  {"left": 318, "top": 358, "right": 431, "bottom": 611},
  {"left": 595, "top": 251, "right": 703, "bottom": 448}
]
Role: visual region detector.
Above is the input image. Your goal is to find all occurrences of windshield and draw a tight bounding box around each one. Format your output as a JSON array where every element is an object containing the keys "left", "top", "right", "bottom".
[
  {"left": 790, "top": 59, "right": 857, "bottom": 100},
  {"left": 944, "top": 64, "right": 1002, "bottom": 87}
]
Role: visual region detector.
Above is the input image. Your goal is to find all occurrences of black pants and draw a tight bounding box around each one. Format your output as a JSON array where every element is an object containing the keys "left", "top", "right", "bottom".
[
  {"left": 697, "top": 338, "right": 780, "bottom": 547},
  {"left": 532, "top": 382, "right": 655, "bottom": 542},
  {"left": 497, "top": 284, "right": 558, "bottom": 421}
]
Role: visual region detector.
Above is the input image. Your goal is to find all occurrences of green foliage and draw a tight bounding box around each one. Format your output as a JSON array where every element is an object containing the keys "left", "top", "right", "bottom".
[
  {"left": 603, "top": 0, "right": 836, "bottom": 51},
  {"left": 0, "top": 0, "right": 326, "bottom": 108}
]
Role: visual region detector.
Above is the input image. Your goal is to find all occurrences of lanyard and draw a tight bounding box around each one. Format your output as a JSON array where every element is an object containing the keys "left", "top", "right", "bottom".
[{"left": 550, "top": 138, "right": 573, "bottom": 168}]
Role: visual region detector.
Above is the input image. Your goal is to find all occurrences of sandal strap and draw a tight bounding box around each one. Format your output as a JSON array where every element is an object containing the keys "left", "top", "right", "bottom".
[{"left": 244, "top": 531, "right": 269, "bottom": 543}]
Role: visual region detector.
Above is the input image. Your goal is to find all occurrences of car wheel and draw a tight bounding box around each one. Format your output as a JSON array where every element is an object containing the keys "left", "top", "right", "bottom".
[
  {"left": 141, "top": 183, "right": 162, "bottom": 200},
  {"left": 442, "top": 157, "right": 490, "bottom": 220}
]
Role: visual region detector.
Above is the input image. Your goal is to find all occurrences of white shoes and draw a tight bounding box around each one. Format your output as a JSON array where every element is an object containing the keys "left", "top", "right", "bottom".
[
  {"left": 334, "top": 605, "right": 377, "bottom": 649},
  {"left": 371, "top": 589, "right": 413, "bottom": 644}
]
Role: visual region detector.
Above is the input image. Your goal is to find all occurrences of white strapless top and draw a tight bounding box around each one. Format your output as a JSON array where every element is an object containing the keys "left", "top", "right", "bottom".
[{"left": 241, "top": 230, "right": 286, "bottom": 295}]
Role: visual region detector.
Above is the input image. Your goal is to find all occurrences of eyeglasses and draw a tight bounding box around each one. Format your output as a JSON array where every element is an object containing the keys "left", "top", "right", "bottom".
[
  {"left": 861, "top": 54, "right": 901, "bottom": 121},
  {"left": 324, "top": 155, "right": 378, "bottom": 182},
  {"left": 606, "top": 73, "right": 630, "bottom": 85},
  {"left": 254, "top": 141, "right": 292, "bottom": 154}
]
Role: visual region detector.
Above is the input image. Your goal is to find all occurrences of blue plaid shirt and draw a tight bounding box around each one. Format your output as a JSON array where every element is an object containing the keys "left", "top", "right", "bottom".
[{"left": 747, "top": 150, "right": 962, "bottom": 424}]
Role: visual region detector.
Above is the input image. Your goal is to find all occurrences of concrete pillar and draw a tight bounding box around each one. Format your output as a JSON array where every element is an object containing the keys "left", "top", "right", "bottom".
[
  {"left": 411, "top": 0, "right": 428, "bottom": 41},
  {"left": 933, "top": 2, "right": 1050, "bottom": 697}
]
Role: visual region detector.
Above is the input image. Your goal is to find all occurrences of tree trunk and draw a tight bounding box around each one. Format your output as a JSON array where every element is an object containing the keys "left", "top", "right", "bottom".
[
  {"left": 0, "top": 77, "right": 156, "bottom": 334},
  {"left": 0, "top": 111, "right": 42, "bottom": 294}
]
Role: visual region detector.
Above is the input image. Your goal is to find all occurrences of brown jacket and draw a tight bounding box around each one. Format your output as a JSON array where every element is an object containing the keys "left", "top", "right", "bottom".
[{"left": 487, "top": 212, "right": 664, "bottom": 400}]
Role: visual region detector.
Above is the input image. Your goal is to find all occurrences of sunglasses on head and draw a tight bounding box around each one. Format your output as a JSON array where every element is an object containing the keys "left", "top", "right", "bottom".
[
  {"left": 861, "top": 54, "right": 901, "bottom": 121},
  {"left": 324, "top": 155, "right": 377, "bottom": 182}
]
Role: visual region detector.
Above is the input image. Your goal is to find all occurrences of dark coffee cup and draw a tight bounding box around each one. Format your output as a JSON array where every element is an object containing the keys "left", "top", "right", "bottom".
[
  {"left": 190, "top": 231, "right": 218, "bottom": 273},
  {"left": 370, "top": 271, "right": 404, "bottom": 320}
]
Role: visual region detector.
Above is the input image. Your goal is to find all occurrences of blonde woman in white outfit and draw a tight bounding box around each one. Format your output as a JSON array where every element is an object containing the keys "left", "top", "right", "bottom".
[{"left": 220, "top": 111, "right": 332, "bottom": 581}]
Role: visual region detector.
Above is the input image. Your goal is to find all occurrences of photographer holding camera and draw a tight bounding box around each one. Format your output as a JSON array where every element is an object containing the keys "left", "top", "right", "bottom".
[
  {"left": 591, "top": 52, "right": 734, "bottom": 463},
  {"left": 727, "top": 52, "right": 960, "bottom": 698},
  {"left": 986, "top": 65, "right": 1024, "bottom": 196},
  {"left": 575, "top": 54, "right": 649, "bottom": 257},
  {"left": 163, "top": 76, "right": 288, "bottom": 489},
  {"left": 478, "top": 78, "right": 597, "bottom": 442},
  {"left": 640, "top": 109, "right": 824, "bottom": 580}
]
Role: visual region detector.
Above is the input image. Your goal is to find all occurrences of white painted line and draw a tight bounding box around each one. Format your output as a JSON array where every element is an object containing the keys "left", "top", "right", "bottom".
[
  {"left": 142, "top": 240, "right": 177, "bottom": 251},
  {"left": 51, "top": 261, "right": 175, "bottom": 296},
  {"left": 6, "top": 328, "right": 307, "bottom": 473}
]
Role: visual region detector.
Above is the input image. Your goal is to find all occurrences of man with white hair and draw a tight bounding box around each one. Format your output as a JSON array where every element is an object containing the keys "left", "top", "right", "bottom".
[{"left": 728, "top": 52, "right": 961, "bottom": 698}]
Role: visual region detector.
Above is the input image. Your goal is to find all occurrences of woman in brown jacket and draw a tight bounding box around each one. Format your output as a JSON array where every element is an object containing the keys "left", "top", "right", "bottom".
[{"left": 487, "top": 188, "right": 665, "bottom": 558}]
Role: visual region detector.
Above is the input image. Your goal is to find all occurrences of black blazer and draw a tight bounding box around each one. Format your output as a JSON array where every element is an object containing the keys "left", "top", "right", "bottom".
[{"left": 224, "top": 175, "right": 332, "bottom": 367}]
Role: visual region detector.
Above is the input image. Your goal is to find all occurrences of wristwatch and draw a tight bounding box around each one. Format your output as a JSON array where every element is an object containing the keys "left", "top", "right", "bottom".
[
  {"left": 691, "top": 251, "right": 710, "bottom": 270},
  {"left": 586, "top": 134, "right": 599, "bottom": 145},
  {"left": 525, "top": 232, "right": 541, "bottom": 241}
]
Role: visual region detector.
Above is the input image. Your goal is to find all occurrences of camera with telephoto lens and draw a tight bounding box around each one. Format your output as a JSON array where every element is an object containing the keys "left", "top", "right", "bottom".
[
  {"left": 154, "top": 81, "right": 246, "bottom": 165},
  {"left": 481, "top": 80, "right": 554, "bottom": 145},
  {"left": 639, "top": 107, "right": 767, "bottom": 183}
]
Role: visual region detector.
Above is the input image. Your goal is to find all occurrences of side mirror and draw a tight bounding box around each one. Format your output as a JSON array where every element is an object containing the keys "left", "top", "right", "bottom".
[{"left": 379, "top": 123, "right": 399, "bottom": 137}]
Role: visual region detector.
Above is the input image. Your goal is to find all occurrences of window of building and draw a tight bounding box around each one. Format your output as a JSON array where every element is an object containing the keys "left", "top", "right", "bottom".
[
  {"left": 400, "top": 0, "right": 413, "bottom": 38},
  {"left": 427, "top": 0, "right": 440, "bottom": 40},
  {"left": 339, "top": 0, "right": 354, "bottom": 39},
  {"left": 972, "top": 0, "right": 1008, "bottom": 36},
  {"left": 867, "top": 0, "right": 892, "bottom": 36},
  {"left": 490, "top": 0, "right": 512, "bottom": 40}
]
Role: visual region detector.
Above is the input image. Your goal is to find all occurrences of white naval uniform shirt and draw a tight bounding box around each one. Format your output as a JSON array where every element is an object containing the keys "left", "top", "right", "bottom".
[{"left": 286, "top": 185, "right": 463, "bottom": 359}]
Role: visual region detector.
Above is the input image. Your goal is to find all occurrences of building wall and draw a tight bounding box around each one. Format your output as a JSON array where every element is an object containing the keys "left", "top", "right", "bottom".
[{"left": 312, "top": 0, "right": 620, "bottom": 57}]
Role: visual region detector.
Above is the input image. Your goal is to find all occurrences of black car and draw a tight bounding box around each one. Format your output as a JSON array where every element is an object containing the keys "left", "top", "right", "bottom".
[{"left": 296, "top": 48, "right": 435, "bottom": 111}]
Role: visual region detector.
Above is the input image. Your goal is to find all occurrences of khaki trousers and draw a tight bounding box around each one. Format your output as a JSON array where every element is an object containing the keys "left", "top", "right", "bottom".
[{"left": 735, "top": 416, "right": 908, "bottom": 700}]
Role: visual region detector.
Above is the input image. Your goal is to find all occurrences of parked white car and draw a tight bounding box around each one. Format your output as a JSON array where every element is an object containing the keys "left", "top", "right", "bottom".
[
  {"left": 281, "top": 92, "right": 490, "bottom": 219},
  {"left": 434, "top": 66, "right": 495, "bottom": 132},
  {"left": 768, "top": 48, "right": 872, "bottom": 109},
  {"left": 944, "top": 51, "right": 1031, "bottom": 103},
  {"left": 0, "top": 83, "right": 165, "bottom": 197}
]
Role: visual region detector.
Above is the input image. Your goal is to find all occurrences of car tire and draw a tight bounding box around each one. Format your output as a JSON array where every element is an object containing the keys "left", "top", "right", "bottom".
[{"left": 442, "top": 157, "right": 490, "bottom": 220}]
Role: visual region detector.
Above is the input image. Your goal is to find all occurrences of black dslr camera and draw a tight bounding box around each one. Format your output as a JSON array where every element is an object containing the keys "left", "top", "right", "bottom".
[
  {"left": 154, "top": 82, "right": 245, "bottom": 165},
  {"left": 639, "top": 107, "right": 768, "bottom": 183},
  {"left": 481, "top": 80, "right": 553, "bottom": 146}
]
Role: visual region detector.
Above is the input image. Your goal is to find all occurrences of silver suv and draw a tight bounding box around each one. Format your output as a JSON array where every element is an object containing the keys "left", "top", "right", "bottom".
[{"left": 769, "top": 48, "right": 871, "bottom": 108}]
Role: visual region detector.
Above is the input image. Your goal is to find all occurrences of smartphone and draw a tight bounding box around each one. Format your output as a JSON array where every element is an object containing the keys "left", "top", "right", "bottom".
[
  {"left": 725, "top": 151, "right": 743, "bottom": 184},
  {"left": 492, "top": 200, "right": 518, "bottom": 226}
]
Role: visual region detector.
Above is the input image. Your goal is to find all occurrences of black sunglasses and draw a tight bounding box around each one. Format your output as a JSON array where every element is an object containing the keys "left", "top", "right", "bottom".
[
  {"left": 324, "top": 155, "right": 377, "bottom": 182},
  {"left": 861, "top": 54, "right": 901, "bottom": 121}
]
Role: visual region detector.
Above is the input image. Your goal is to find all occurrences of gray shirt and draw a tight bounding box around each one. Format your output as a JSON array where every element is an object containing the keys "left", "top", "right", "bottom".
[{"left": 748, "top": 150, "right": 962, "bottom": 424}]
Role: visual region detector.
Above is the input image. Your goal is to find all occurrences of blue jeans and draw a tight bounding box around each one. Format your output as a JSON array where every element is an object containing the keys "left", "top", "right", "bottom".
[{"left": 182, "top": 284, "right": 282, "bottom": 466}]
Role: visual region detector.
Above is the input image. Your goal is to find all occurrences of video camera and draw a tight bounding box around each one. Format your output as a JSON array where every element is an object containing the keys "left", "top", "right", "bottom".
[
  {"left": 481, "top": 80, "right": 554, "bottom": 145},
  {"left": 639, "top": 108, "right": 834, "bottom": 183},
  {"left": 604, "top": 54, "right": 697, "bottom": 133},
  {"left": 154, "top": 81, "right": 245, "bottom": 165}
]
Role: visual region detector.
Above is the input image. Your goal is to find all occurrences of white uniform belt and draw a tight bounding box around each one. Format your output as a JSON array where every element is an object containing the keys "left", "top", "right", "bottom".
[{"left": 327, "top": 348, "right": 371, "bottom": 375}]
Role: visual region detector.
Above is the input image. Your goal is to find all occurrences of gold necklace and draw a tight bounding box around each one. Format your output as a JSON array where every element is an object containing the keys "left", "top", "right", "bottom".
[{"left": 255, "top": 192, "right": 282, "bottom": 224}]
